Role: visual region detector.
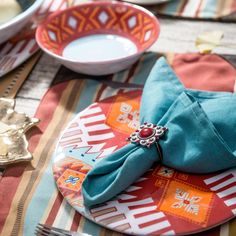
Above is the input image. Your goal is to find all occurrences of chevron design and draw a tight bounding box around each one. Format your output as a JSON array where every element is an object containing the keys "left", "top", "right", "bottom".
[
  {"left": 90, "top": 177, "right": 175, "bottom": 235},
  {"left": 59, "top": 103, "right": 118, "bottom": 155},
  {"left": 39, "top": 3, "right": 159, "bottom": 54},
  {"left": 204, "top": 168, "right": 236, "bottom": 215},
  {"left": 54, "top": 102, "right": 119, "bottom": 207}
]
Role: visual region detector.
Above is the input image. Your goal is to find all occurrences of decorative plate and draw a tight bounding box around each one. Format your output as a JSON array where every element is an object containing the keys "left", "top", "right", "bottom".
[
  {"left": 53, "top": 90, "right": 236, "bottom": 235},
  {"left": 0, "top": 0, "right": 69, "bottom": 77}
]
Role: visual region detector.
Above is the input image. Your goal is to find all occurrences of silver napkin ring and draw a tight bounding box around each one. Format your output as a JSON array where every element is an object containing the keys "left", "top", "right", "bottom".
[{"left": 127, "top": 122, "right": 167, "bottom": 161}]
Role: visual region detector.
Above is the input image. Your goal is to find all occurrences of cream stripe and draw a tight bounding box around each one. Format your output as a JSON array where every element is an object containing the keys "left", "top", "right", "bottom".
[
  {"left": 198, "top": 0, "right": 207, "bottom": 17},
  {"left": 182, "top": 0, "right": 201, "bottom": 17},
  {"left": 216, "top": 0, "right": 226, "bottom": 17},
  {"left": 66, "top": 209, "right": 76, "bottom": 229},
  {"left": 216, "top": 0, "right": 234, "bottom": 17},
  {"left": 53, "top": 199, "right": 73, "bottom": 229},
  {"left": 100, "top": 227, "right": 123, "bottom": 236},
  {"left": 220, "top": 223, "right": 229, "bottom": 236},
  {"left": 165, "top": 53, "right": 175, "bottom": 65},
  {"left": 78, "top": 216, "right": 86, "bottom": 232},
  {"left": 40, "top": 190, "right": 58, "bottom": 222},
  {"left": 1, "top": 80, "right": 84, "bottom": 235}
]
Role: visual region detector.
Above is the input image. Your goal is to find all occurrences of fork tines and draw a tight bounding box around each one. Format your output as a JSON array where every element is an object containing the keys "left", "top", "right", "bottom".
[{"left": 35, "top": 223, "right": 71, "bottom": 236}]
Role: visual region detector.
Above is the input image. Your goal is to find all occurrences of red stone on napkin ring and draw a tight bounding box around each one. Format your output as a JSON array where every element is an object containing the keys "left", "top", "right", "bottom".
[
  {"left": 127, "top": 123, "right": 167, "bottom": 161},
  {"left": 128, "top": 123, "right": 167, "bottom": 146}
]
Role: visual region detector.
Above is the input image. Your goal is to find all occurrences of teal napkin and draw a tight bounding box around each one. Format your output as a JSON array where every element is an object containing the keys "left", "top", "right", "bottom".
[{"left": 82, "top": 57, "right": 236, "bottom": 208}]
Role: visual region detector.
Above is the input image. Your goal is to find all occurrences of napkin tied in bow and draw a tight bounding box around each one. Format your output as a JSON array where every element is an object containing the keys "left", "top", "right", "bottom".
[{"left": 82, "top": 57, "right": 236, "bottom": 207}]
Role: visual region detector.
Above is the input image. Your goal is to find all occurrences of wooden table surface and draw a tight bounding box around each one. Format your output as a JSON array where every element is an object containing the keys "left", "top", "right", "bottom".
[{"left": 15, "top": 15, "right": 236, "bottom": 116}]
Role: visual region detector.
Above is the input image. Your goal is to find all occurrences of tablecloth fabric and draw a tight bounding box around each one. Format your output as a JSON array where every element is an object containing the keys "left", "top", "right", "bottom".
[{"left": 0, "top": 52, "right": 236, "bottom": 236}]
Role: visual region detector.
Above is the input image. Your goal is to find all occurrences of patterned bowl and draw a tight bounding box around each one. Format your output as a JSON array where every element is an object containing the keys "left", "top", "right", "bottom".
[
  {"left": 0, "top": 0, "right": 43, "bottom": 44},
  {"left": 36, "top": 1, "right": 160, "bottom": 75}
]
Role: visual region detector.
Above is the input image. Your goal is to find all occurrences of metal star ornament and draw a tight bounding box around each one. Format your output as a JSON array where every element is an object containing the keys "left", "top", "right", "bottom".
[{"left": 0, "top": 98, "right": 39, "bottom": 165}]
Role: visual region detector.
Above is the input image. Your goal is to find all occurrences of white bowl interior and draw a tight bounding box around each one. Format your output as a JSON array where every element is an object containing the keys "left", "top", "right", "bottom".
[{"left": 62, "top": 34, "right": 138, "bottom": 63}]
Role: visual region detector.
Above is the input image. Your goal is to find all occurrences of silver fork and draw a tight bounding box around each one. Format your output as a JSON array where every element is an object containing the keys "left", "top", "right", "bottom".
[{"left": 35, "top": 223, "right": 91, "bottom": 236}]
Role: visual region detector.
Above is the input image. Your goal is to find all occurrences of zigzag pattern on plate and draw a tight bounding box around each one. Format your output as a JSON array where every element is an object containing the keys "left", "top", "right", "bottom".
[
  {"left": 90, "top": 176, "right": 175, "bottom": 235},
  {"left": 204, "top": 168, "right": 236, "bottom": 215},
  {"left": 59, "top": 103, "right": 117, "bottom": 158}
]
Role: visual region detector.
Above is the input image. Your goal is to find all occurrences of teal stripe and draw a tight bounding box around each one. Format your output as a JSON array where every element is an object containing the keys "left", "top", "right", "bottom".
[
  {"left": 83, "top": 218, "right": 105, "bottom": 235},
  {"left": 131, "top": 52, "right": 158, "bottom": 85},
  {"left": 199, "top": 0, "right": 217, "bottom": 17},
  {"left": 100, "top": 87, "right": 118, "bottom": 101},
  {"left": 74, "top": 79, "right": 102, "bottom": 114},
  {"left": 162, "top": 0, "right": 181, "bottom": 14},
  {"left": 56, "top": 200, "right": 75, "bottom": 229},
  {"left": 100, "top": 71, "right": 128, "bottom": 100},
  {"left": 23, "top": 159, "right": 56, "bottom": 236},
  {"left": 113, "top": 69, "right": 128, "bottom": 83},
  {"left": 24, "top": 80, "right": 101, "bottom": 236}
]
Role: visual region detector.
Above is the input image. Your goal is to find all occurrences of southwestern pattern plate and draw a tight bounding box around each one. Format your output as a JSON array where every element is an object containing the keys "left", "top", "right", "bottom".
[{"left": 53, "top": 91, "right": 236, "bottom": 235}]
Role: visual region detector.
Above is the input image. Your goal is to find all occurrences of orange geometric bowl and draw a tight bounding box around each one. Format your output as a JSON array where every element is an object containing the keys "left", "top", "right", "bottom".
[{"left": 36, "top": 1, "right": 160, "bottom": 75}]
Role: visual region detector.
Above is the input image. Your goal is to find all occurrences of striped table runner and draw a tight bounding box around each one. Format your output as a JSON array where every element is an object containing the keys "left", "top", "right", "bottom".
[
  {"left": 152, "top": 0, "right": 236, "bottom": 20},
  {"left": 0, "top": 52, "right": 236, "bottom": 236}
]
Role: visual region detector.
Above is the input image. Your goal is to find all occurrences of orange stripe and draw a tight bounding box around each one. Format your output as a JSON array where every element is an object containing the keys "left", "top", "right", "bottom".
[
  {"left": 232, "top": 0, "right": 236, "bottom": 9},
  {"left": 178, "top": 0, "right": 189, "bottom": 15},
  {"left": 45, "top": 193, "right": 64, "bottom": 225},
  {"left": 70, "top": 212, "right": 82, "bottom": 231}
]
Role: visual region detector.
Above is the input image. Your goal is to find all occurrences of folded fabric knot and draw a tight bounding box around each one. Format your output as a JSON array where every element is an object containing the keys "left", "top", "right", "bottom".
[{"left": 82, "top": 57, "right": 236, "bottom": 208}]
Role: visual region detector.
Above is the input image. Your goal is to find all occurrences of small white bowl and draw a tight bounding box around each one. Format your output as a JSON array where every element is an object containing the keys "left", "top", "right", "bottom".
[
  {"left": 36, "top": 1, "right": 160, "bottom": 76},
  {"left": 0, "top": 0, "right": 43, "bottom": 44}
]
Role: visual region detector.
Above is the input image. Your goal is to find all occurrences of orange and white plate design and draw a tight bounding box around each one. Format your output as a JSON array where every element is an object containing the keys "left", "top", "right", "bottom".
[
  {"left": 0, "top": 0, "right": 68, "bottom": 77},
  {"left": 53, "top": 90, "right": 236, "bottom": 235}
]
